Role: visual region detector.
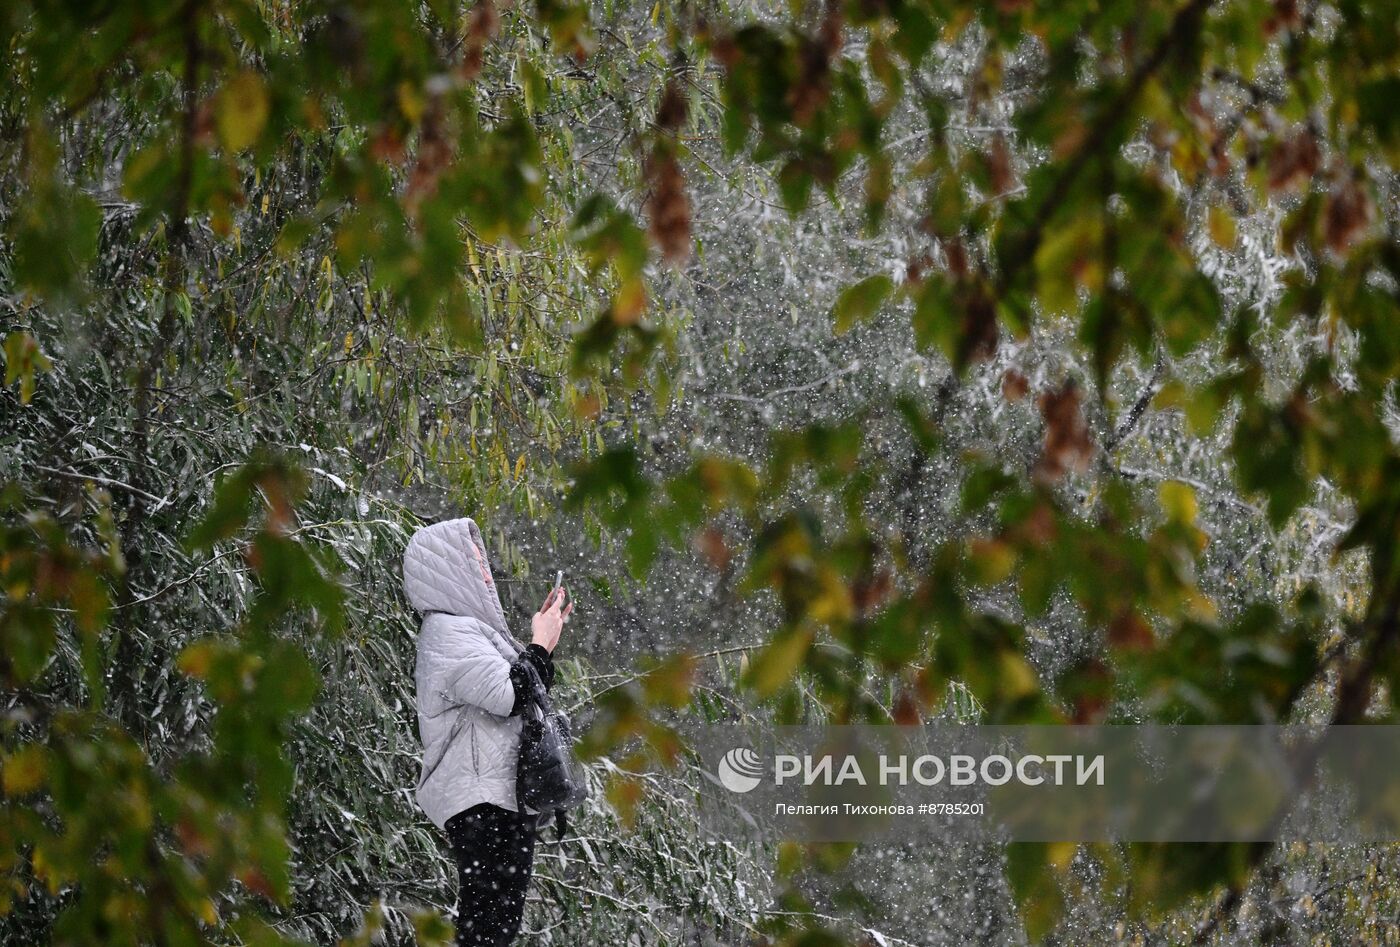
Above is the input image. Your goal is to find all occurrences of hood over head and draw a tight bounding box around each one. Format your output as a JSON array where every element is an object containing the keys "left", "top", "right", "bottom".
[{"left": 402, "top": 517, "right": 509, "bottom": 634}]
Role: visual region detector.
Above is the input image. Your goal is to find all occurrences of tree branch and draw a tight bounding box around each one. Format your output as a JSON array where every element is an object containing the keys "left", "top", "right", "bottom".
[
  {"left": 30, "top": 464, "right": 171, "bottom": 510},
  {"left": 113, "top": 0, "right": 201, "bottom": 718},
  {"left": 1104, "top": 353, "right": 1166, "bottom": 454},
  {"left": 999, "top": 0, "right": 1218, "bottom": 291}
]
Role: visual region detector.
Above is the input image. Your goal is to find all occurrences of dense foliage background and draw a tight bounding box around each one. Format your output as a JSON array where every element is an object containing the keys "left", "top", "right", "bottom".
[{"left": 3, "top": 0, "right": 1399, "bottom": 944}]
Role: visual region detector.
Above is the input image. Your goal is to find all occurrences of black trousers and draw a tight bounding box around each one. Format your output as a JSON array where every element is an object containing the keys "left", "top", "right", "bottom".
[{"left": 444, "top": 803, "right": 538, "bottom": 947}]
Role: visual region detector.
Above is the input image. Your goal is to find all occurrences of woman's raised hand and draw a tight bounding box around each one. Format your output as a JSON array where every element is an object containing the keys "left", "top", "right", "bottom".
[{"left": 530, "top": 586, "right": 572, "bottom": 653}]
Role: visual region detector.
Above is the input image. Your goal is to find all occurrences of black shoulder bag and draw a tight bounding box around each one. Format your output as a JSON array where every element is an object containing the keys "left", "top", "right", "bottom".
[{"left": 516, "top": 659, "right": 588, "bottom": 840}]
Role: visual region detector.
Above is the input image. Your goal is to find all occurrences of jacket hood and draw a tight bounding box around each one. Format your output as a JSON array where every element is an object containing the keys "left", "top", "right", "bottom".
[{"left": 402, "top": 517, "right": 509, "bottom": 634}]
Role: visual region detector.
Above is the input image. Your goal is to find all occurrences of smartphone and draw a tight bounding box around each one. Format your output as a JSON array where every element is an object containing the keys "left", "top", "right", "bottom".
[{"left": 552, "top": 570, "right": 564, "bottom": 597}]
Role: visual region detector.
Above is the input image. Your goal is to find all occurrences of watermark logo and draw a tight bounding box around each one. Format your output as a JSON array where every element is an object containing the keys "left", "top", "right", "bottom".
[
  {"left": 690, "top": 725, "right": 1400, "bottom": 843},
  {"left": 718, "top": 747, "right": 764, "bottom": 793}
]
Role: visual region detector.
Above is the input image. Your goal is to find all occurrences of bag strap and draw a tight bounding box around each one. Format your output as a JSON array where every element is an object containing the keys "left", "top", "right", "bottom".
[{"left": 518, "top": 655, "right": 553, "bottom": 718}]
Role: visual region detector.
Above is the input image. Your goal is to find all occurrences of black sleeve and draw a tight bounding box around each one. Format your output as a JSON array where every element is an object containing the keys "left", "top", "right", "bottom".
[{"left": 508, "top": 644, "right": 556, "bottom": 717}]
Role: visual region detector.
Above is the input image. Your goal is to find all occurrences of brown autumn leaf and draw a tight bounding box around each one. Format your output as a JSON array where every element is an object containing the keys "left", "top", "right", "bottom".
[
  {"left": 642, "top": 654, "right": 697, "bottom": 708},
  {"left": 460, "top": 0, "right": 501, "bottom": 82},
  {"left": 958, "top": 287, "right": 999, "bottom": 368},
  {"left": 913, "top": 663, "right": 941, "bottom": 706},
  {"left": 605, "top": 772, "right": 645, "bottom": 828},
  {"left": 406, "top": 96, "right": 452, "bottom": 215},
  {"left": 33, "top": 554, "right": 72, "bottom": 600},
  {"left": 1051, "top": 119, "right": 1089, "bottom": 160},
  {"left": 987, "top": 134, "right": 1014, "bottom": 195},
  {"left": 817, "top": 0, "right": 844, "bottom": 58},
  {"left": 655, "top": 79, "right": 688, "bottom": 131},
  {"left": 892, "top": 688, "right": 922, "bottom": 725},
  {"left": 1267, "top": 128, "right": 1320, "bottom": 192},
  {"left": 1034, "top": 381, "right": 1094, "bottom": 481},
  {"left": 790, "top": 40, "right": 833, "bottom": 127},
  {"left": 1323, "top": 173, "right": 1372, "bottom": 255},
  {"left": 239, "top": 868, "right": 277, "bottom": 900},
  {"left": 645, "top": 147, "right": 691, "bottom": 264},
  {"left": 1263, "top": 0, "right": 1302, "bottom": 35},
  {"left": 788, "top": 0, "right": 843, "bottom": 126},
  {"left": 1282, "top": 389, "right": 1317, "bottom": 430},
  {"left": 1011, "top": 500, "right": 1058, "bottom": 546},
  {"left": 709, "top": 32, "right": 740, "bottom": 70},
  {"left": 572, "top": 390, "right": 602, "bottom": 421},
  {"left": 1185, "top": 93, "right": 1232, "bottom": 178},
  {"left": 193, "top": 99, "right": 217, "bottom": 148},
  {"left": 695, "top": 526, "right": 732, "bottom": 571},
  {"left": 176, "top": 818, "right": 211, "bottom": 858},
  {"left": 1002, "top": 369, "right": 1030, "bottom": 402},
  {"left": 1067, "top": 658, "right": 1113, "bottom": 723},
  {"left": 369, "top": 127, "right": 407, "bottom": 165},
  {"left": 853, "top": 569, "right": 893, "bottom": 614},
  {"left": 904, "top": 252, "right": 934, "bottom": 285},
  {"left": 1208, "top": 133, "right": 1232, "bottom": 178},
  {"left": 1108, "top": 609, "right": 1155, "bottom": 650},
  {"left": 943, "top": 239, "right": 969, "bottom": 279},
  {"left": 257, "top": 471, "right": 296, "bottom": 535}
]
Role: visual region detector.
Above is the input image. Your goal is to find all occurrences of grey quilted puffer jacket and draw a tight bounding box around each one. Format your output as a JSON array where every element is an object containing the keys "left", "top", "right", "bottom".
[{"left": 405, "top": 517, "right": 531, "bottom": 829}]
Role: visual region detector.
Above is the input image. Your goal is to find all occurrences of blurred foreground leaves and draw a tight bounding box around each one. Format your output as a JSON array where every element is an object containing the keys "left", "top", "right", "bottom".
[
  {"left": 2, "top": 460, "right": 342, "bottom": 943},
  {"left": 4, "top": 0, "right": 1400, "bottom": 942}
]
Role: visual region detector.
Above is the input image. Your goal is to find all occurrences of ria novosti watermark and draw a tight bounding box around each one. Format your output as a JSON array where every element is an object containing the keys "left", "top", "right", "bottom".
[
  {"left": 767, "top": 750, "right": 1104, "bottom": 788},
  {"left": 685, "top": 725, "right": 1400, "bottom": 843},
  {"left": 720, "top": 744, "right": 1103, "bottom": 793}
]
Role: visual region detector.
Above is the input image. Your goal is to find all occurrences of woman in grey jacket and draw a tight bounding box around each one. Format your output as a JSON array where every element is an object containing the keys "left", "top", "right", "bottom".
[{"left": 403, "top": 518, "right": 571, "bottom": 947}]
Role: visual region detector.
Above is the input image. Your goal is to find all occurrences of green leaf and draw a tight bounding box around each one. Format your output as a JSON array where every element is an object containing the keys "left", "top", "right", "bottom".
[
  {"left": 832, "top": 273, "right": 893, "bottom": 333},
  {"left": 3, "top": 332, "right": 54, "bottom": 404},
  {"left": 890, "top": 4, "right": 938, "bottom": 63},
  {"left": 1357, "top": 76, "right": 1400, "bottom": 147},
  {"left": 1126, "top": 843, "right": 1266, "bottom": 917},
  {"left": 1033, "top": 216, "right": 1099, "bottom": 315},
  {"left": 1006, "top": 843, "right": 1066, "bottom": 941},
  {"left": 11, "top": 183, "right": 100, "bottom": 301}
]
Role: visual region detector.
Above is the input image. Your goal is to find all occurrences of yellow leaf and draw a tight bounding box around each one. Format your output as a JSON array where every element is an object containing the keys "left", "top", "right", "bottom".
[
  {"left": 612, "top": 277, "right": 646, "bottom": 325},
  {"left": 177, "top": 640, "right": 218, "bottom": 679},
  {"left": 1152, "top": 379, "right": 1187, "bottom": 411},
  {"left": 642, "top": 655, "right": 696, "bottom": 707},
  {"left": 216, "top": 70, "right": 269, "bottom": 153},
  {"left": 32, "top": 845, "right": 60, "bottom": 895},
  {"left": 1186, "top": 589, "right": 1218, "bottom": 622},
  {"left": 397, "top": 81, "right": 425, "bottom": 123},
  {"left": 968, "top": 538, "right": 1016, "bottom": 585},
  {"left": 998, "top": 651, "right": 1039, "bottom": 699},
  {"left": 1033, "top": 217, "right": 1101, "bottom": 314},
  {"left": 3, "top": 331, "right": 53, "bottom": 404},
  {"left": 605, "top": 772, "right": 644, "bottom": 827},
  {"left": 1208, "top": 205, "right": 1237, "bottom": 248},
  {"left": 2, "top": 746, "right": 47, "bottom": 797},
  {"left": 1159, "top": 481, "right": 1198, "bottom": 524},
  {"left": 808, "top": 569, "right": 855, "bottom": 624},
  {"left": 514, "top": 453, "right": 526, "bottom": 481},
  {"left": 746, "top": 626, "right": 813, "bottom": 696}
]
